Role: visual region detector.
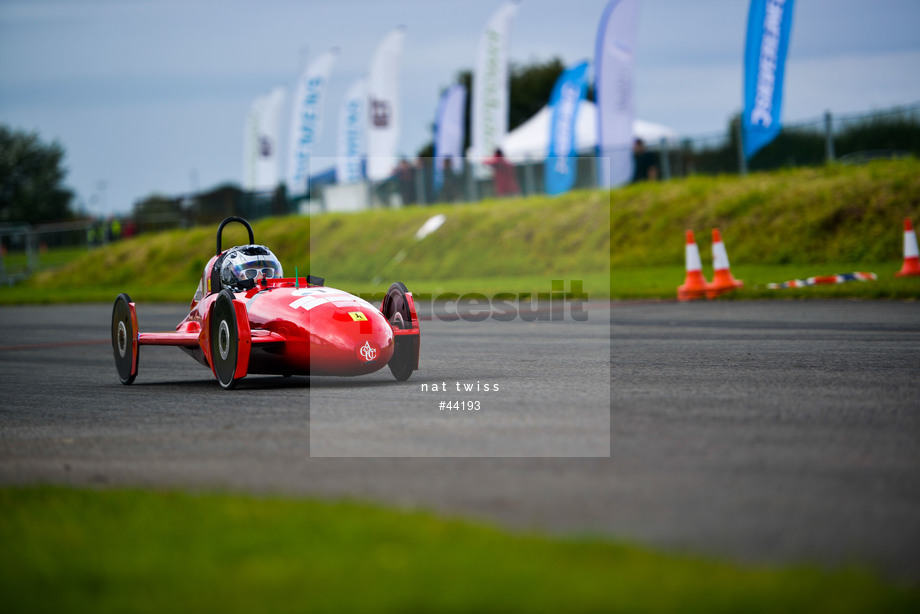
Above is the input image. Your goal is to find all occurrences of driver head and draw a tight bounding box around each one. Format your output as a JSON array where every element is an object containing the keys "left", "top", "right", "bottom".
[{"left": 219, "top": 244, "right": 283, "bottom": 291}]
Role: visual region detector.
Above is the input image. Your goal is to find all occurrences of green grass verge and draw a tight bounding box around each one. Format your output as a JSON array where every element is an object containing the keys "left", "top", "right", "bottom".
[
  {"left": 1, "top": 265, "right": 913, "bottom": 305},
  {"left": 611, "top": 263, "right": 920, "bottom": 300},
  {"left": 1, "top": 486, "right": 916, "bottom": 613},
  {"left": 2, "top": 159, "right": 919, "bottom": 304}
]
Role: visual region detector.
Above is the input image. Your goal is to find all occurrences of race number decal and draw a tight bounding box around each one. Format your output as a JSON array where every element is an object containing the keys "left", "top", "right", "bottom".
[{"left": 289, "top": 287, "right": 375, "bottom": 312}]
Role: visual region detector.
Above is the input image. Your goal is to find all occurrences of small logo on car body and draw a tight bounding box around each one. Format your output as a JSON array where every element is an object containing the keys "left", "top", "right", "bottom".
[{"left": 359, "top": 341, "right": 377, "bottom": 362}]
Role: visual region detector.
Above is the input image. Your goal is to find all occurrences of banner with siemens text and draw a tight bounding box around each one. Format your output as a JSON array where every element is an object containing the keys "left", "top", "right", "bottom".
[
  {"left": 594, "top": 0, "right": 637, "bottom": 187},
  {"left": 471, "top": 1, "right": 519, "bottom": 164},
  {"left": 545, "top": 61, "right": 589, "bottom": 196},
  {"left": 243, "top": 87, "right": 286, "bottom": 192},
  {"left": 366, "top": 26, "right": 406, "bottom": 181},
  {"left": 336, "top": 78, "right": 366, "bottom": 185},
  {"left": 433, "top": 83, "right": 467, "bottom": 193},
  {"left": 743, "top": 0, "right": 795, "bottom": 159},
  {"left": 287, "top": 49, "right": 338, "bottom": 195}
]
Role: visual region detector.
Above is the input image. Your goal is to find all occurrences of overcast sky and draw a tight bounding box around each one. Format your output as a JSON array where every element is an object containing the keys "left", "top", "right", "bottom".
[{"left": 2, "top": 0, "right": 919, "bottom": 216}]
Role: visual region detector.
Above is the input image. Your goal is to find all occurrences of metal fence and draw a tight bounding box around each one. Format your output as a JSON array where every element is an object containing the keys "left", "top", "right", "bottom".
[
  {"left": 320, "top": 101, "right": 920, "bottom": 210},
  {"left": 0, "top": 220, "right": 97, "bottom": 285},
  {"left": 659, "top": 102, "right": 920, "bottom": 178},
  {"left": 140, "top": 101, "right": 920, "bottom": 220}
]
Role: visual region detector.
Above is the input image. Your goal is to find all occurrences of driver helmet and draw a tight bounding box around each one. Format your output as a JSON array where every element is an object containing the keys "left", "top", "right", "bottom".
[{"left": 219, "top": 244, "right": 283, "bottom": 290}]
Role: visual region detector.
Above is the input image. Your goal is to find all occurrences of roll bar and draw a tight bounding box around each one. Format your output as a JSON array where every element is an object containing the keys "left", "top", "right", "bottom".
[{"left": 216, "top": 217, "right": 254, "bottom": 255}]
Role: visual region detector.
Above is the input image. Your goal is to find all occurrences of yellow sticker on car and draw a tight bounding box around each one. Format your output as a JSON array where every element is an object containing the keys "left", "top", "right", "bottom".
[{"left": 349, "top": 311, "right": 368, "bottom": 321}]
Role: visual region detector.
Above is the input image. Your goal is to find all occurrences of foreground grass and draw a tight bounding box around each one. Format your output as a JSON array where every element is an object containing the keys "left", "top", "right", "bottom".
[{"left": 1, "top": 486, "right": 916, "bottom": 613}]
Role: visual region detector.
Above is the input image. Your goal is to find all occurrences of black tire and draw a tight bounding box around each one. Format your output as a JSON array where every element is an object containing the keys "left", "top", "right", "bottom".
[
  {"left": 112, "top": 293, "right": 138, "bottom": 385},
  {"left": 211, "top": 290, "right": 239, "bottom": 390},
  {"left": 382, "top": 282, "right": 415, "bottom": 382}
]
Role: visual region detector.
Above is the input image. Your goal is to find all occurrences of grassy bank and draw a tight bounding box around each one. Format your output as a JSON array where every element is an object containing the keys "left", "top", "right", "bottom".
[
  {"left": 2, "top": 159, "right": 919, "bottom": 304},
  {"left": 2, "top": 486, "right": 916, "bottom": 613}
]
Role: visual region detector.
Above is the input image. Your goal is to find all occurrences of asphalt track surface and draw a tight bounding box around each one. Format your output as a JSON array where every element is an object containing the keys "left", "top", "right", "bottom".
[{"left": 1, "top": 299, "right": 919, "bottom": 580}]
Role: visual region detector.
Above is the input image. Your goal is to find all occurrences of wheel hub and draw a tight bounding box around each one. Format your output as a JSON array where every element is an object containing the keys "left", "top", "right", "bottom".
[
  {"left": 218, "top": 320, "right": 230, "bottom": 360},
  {"left": 117, "top": 321, "right": 127, "bottom": 358}
]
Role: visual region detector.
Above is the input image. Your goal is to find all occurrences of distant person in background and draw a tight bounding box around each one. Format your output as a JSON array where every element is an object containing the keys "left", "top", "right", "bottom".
[
  {"left": 632, "top": 138, "right": 659, "bottom": 182},
  {"left": 396, "top": 158, "right": 416, "bottom": 205},
  {"left": 485, "top": 148, "right": 520, "bottom": 197},
  {"left": 439, "top": 158, "right": 460, "bottom": 203}
]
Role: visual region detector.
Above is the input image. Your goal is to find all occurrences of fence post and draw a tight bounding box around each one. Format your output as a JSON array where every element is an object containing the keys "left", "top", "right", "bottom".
[
  {"left": 367, "top": 180, "right": 376, "bottom": 210},
  {"left": 0, "top": 232, "right": 6, "bottom": 284},
  {"left": 415, "top": 162, "right": 427, "bottom": 205},
  {"left": 26, "top": 231, "right": 38, "bottom": 273},
  {"left": 824, "top": 110, "right": 836, "bottom": 163},
  {"left": 736, "top": 116, "right": 748, "bottom": 175},
  {"left": 659, "top": 138, "right": 671, "bottom": 181},
  {"left": 465, "top": 164, "right": 478, "bottom": 202},
  {"left": 523, "top": 160, "right": 536, "bottom": 195}
]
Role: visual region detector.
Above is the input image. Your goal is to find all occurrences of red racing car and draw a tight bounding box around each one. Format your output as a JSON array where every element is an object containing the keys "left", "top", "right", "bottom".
[{"left": 111, "top": 216, "right": 420, "bottom": 389}]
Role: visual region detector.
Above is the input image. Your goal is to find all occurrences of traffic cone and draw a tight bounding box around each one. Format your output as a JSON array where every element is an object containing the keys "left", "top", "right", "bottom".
[
  {"left": 706, "top": 228, "right": 744, "bottom": 298},
  {"left": 677, "top": 230, "right": 708, "bottom": 301},
  {"left": 895, "top": 218, "right": 920, "bottom": 277}
]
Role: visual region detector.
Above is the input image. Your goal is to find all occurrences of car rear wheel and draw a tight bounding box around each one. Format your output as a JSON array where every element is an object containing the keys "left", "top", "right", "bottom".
[{"left": 382, "top": 282, "right": 415, "bottom": 382}]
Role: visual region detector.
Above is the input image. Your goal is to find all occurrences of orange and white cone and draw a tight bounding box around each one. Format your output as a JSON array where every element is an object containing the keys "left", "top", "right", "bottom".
[
  {"left": 895, "top": 218, "right": 920, "bottom": 277},
  {"left": 677, "top": 230, "right": 708, "bottom": 301},
  {"left": 706, "top": 228, "right": 744, "bottom": 298}
]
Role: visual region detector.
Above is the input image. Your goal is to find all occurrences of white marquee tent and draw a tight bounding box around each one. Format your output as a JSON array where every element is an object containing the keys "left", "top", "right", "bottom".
[{"left": 498, "top": 100, "right": 678, "bottom": 161}]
